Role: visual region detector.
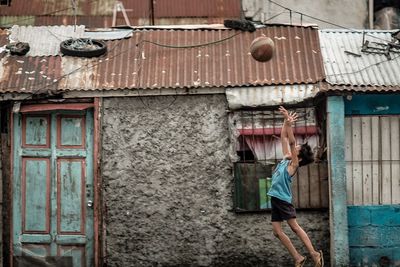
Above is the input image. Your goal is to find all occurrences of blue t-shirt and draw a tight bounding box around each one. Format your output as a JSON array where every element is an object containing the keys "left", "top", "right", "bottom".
[{"left": 267, "top": 159, "right": 294, "bottom": 204}]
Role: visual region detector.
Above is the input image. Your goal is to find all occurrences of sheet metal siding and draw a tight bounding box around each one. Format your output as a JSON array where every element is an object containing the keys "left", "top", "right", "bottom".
[
  {"left": 0, "top": 26, "right": 324, "bottom": 93},
  {"left": 319, "top": 30, "right": 400, "bottom": 87},
  {"left": 226, "top": 84, "right": 321, "bottom": 109},
  {"left": 0, "top": 0, "right": 241, "bottom": 17}
]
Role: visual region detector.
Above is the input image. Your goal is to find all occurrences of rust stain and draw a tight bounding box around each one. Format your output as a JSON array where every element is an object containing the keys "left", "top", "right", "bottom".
[
  {"left": 0, "top": 0, "right": 241, "bottom": 27},
  {"left": 0, "top": 25, "right": 325, "bottom": 94}
]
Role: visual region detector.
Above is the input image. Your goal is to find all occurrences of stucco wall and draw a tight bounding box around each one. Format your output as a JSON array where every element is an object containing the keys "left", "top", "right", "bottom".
[
  {"left": 242, "top": 0, "right": 368, "bottom": 29},
  {"left": 101, "top": 95, "right": 330, "bottom": 266}
]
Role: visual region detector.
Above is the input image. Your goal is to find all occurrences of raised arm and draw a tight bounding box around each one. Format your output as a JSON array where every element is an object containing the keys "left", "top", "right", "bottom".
[
  {"left": 279, "top": 106, "right": 290, "bottom": 158},
  {"left": 279, "top": 106, "right": 299, "bottom": 175}
]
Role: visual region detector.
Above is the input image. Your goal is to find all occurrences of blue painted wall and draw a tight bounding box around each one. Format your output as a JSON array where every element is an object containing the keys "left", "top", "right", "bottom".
[
  {"left": 345, "top": 94, "right": 400, "bottom": 115},
  {"left": 345, "top": 94, "right": 400, "bottom": 266},
  {"left": 348, "top": 205, "right": 400, "bottom": 267},
  {"left": 327, "top": 96, "right": 349, "bottom": 266}
]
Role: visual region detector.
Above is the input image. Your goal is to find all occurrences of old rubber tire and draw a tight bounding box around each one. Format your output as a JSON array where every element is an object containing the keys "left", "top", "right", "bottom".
[{"left": 60, "top": 39, "right": 107, "bottom": 58}]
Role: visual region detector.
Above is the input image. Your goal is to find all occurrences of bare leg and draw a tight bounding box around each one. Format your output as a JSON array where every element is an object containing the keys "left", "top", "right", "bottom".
[
  {"left": 287, "top": 218, "right": 321, "bottom": 264},
  {"left": 272, "top": 221, "right": 305, "bottom": 264}
]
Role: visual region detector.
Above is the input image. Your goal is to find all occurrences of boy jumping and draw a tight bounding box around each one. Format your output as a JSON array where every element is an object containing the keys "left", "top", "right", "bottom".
[{"left": 267, "top": 106, "right": 323, "bottom": 267}]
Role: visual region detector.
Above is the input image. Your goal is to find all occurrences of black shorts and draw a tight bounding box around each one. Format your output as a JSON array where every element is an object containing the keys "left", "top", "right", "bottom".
[{"left": 271, "top": 197, "right": 296, "bottom": 222}]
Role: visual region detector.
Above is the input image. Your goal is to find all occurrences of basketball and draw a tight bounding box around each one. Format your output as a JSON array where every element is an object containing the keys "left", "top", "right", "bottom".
[{"left": 250, "top": 36, "right": 274, "bottom": 62}]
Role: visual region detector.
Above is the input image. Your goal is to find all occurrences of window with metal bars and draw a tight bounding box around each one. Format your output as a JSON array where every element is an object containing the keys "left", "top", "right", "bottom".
[
  {"left": 231, "top": 107, "right": 329, "bottom": 212},
  {"left": 345, "top": 115, "right": 400, "bottom": 205}
]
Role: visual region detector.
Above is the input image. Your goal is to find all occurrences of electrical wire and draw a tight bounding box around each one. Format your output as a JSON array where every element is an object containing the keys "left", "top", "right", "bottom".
[
  {"left": 137, "top": 32, "right": 241, "bottom": 49},
  {"left": 4, "top": 1, "right": 397, "bottom": 99},
  {"left": 2, "top": 13, "right": 242, "bottom": 101},
  {"left": 2, "top": 30, "right": 240, "bottom": 94},
  {"left": 267, "top": 0, "right": 395, "bottom": 44},
  {"left": 325, "top": 53, "right": 400, "bottom": 77},
  {"left": 264, "top": 1, "right": 400, "bottom": 79}
]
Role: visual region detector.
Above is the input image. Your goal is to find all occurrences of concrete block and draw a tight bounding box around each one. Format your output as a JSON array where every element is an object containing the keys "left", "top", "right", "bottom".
[
  {"left": 370, "top": 205, "right": 400, "bottom": 226},
  {"left": 383, "top": 227, "right": 400, "bottom": 247},
  {"left": 349, "top": 226, "right": 380, "bottom": 247},
  {"left": 348, "top": 206, "right": 371, "bottom": 226}
]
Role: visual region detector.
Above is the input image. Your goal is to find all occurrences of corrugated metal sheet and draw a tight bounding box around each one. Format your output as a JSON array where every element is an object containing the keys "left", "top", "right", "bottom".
[
  {"left": 83, "top": 29, "right": 133, "bottom": 40},
  {"left": 320, "top": 83, "right": 400, "bottom": 92},
  {"left": 0, "top": 25, "right": 325, "bottom": 94},
  {"left": 226, "top": 84, "right": 321, "bottom": 109},
  {"left": 0, "top": 0, "right": 241, "bottom": 22},
  {"left": 10, "top": 25, "right": 85, "bottom": 56},
  {"left": 319, "top": 29, "right": 400, "bottom": 87}
]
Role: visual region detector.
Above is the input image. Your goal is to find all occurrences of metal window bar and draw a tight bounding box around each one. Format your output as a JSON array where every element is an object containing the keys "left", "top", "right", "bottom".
[
  {"left": 345, "top": 115, "right": 400, "bottom": 206},
  {"left": 234, "top": 108, "right": 326, "bottom": 211}
]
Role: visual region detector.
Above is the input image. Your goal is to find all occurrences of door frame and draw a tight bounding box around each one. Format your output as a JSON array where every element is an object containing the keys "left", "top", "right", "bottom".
[{"left": 9, "top": 99, "right": 102, "bottom": 267}]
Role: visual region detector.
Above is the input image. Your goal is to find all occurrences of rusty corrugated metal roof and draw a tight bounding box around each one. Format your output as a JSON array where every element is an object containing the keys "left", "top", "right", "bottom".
[
  {"left": 0, "top": 25, "right": 325, "bottom": 94},
  {"left": 319, "top": 29, "right": 400, "bottom": 87},
  {"left": 0, "top": 0, "right": 240, "bottom": 27}
]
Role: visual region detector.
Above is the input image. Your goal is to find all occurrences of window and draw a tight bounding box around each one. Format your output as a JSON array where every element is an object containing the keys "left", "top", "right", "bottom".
[
  {"left": 345, "top": 115, "right": 400, "bottom": 205},
  {"left": 0, "top": 0, "right": 11, "bottom": 6},
  {"left": 231, "top": 107, "right": 328, "bottom": 212}
]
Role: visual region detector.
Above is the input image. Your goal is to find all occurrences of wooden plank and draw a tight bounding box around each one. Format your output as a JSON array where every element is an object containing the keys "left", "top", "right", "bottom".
[
  {"left": 20, "top": 103, "right": 94, "bottom": 113},
  {"left": 20, "top": 234, "right": 52, "bottom": 244},
  {"left": 381, "top": 117, "right": 392, "bottom": 204},
  {"left": 319, "top": 162, "right": 329, "bottom": 208},
  {"left": 371, "top": 117, "right": 380, "bottom": 205},
  {"left": 21, "top": 149, "right": 52, "bottom": 158},
  {"left": 56, "top": 235, "right": 87, "bottom": 245},
  {"left": 297, "top": 165, "right": 310, "bottom": 208},
  {"left": 390, "top": 117, "right": 400, "bottom": 203},
  {"left": 345, "top": 117, "right": 354, "bottom": 205},
  {"left": 361, "top": 117, "right": 373, "bottom": 204},
  {"left": 351, "top": 117, "right": 363, "bottom": 205},
  {"left": 309, "top": 163, "right": 321, "bottom": 208}
]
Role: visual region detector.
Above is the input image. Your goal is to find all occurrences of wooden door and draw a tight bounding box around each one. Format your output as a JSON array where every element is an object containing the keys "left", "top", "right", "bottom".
[{"left": 12, "top": 110, "right": 94, "bottom": 267}]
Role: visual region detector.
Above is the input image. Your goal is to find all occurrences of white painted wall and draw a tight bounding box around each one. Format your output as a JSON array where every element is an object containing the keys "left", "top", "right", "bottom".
[{"left": 242, "top": 0, "right": 369, "bottom": 29}]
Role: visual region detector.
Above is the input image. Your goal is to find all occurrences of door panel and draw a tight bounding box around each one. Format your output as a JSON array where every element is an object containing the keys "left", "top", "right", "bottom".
[
  {"left": 22, "top": 115, "right": 50, "bottom": 148},
  {"left": 22, "top": 158, "right": 50, "bottom": 233},
  {"left": 13, "top": 110, "right": 94, "bottom": 267},
  {"left": 57, "top": 159, "right": 85, "bottom": 234}
]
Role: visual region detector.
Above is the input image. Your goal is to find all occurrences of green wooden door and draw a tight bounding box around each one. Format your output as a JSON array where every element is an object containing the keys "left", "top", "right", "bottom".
[{"left": 12, "top": 110, "right": 94, "bottom": 267}]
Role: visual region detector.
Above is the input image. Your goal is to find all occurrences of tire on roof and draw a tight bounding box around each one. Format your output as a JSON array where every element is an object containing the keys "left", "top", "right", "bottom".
[{"left": 60, "top": 38, "right": 107, "bottom": 58}]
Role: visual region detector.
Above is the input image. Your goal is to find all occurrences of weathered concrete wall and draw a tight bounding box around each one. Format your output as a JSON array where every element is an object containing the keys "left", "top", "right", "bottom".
[
  {"left": 101, "top": 95, "right": 330, "bottom": 266},
  {"left": 243, "top": 0, "right": 368, "bottom": 29}
]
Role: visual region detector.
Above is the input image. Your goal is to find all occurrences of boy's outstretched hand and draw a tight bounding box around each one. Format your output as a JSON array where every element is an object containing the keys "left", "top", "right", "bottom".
[{"left": 279, "top": 106, "right": 298, "bottom": 125}]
